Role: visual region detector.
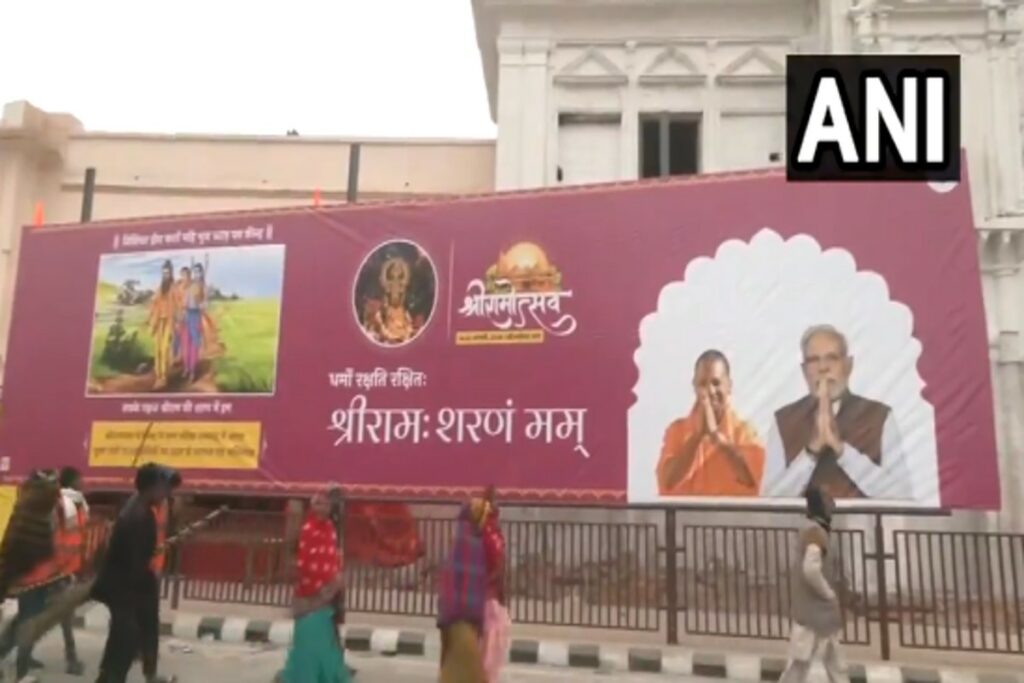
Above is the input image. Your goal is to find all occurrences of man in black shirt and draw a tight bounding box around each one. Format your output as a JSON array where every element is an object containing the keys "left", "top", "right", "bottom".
[
  {"left": 91, "top": 464, "right": 175, "bottom": 683},
  {"left": 140, "top": 467, "right": 180, "bottom": 683}
]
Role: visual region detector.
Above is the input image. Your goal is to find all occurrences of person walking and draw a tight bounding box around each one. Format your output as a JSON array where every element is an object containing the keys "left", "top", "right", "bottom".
[
  {"left": 326, "top": 485, "right": 359, "bottom": 680},
  {"left": 480, "top": 487, "right": 510, "bottom": 683},
  {"left": 57, "top": 466, "right": 89, "bottom": 675},
  {"left": 778, "top": 486, "right": 850, "bottom": 683},
  {"left": 91, "top": 464, "right": 175, "bottom": 683},
  {"left": 437, "top": 497, "right": 491, "bottom": 683},
  {"left": 0, "top": 470, "right": 65, "bottom": 680},
  {"left": 277, "top": 489, "right": 351, "bottom": 683},
  {"left": 140, "top": 467, "right": 181, "bottom": 683}
]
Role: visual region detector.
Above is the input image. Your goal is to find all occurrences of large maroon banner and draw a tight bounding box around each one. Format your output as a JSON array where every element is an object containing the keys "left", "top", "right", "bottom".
[{"left": 0, "top": 170, "right": 999, "bottom": 509}]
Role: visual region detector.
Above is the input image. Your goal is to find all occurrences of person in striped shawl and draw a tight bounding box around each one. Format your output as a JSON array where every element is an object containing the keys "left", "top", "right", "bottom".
[
  {"left": 0, "top": 470, "right": 64, "bottom": 679},
  {"left": 437, "top": 497, "right": 491, "bottom": 683}
]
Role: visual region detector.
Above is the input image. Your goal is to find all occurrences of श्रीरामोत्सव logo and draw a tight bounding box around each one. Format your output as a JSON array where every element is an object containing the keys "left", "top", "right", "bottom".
[{"left": 455, "top": 241, "right": 578, "bottom": 346}]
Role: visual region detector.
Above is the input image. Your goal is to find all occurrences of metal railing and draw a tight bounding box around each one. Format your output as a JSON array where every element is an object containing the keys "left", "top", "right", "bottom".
[
  {"left": 893, "top": 531, "right": 1024, "bottom": 654},
  {"left": 154, "top": 505, "right": 1024, "bottom": 660},
  {"left": 164, "top": 513, "right": 662, "bottom": 632},
  {"left": 678, "top": 525, "right": 870, "bottom": 645}
]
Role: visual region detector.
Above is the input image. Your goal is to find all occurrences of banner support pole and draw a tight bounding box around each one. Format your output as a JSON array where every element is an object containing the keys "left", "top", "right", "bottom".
[
  {"left": 347, "top": 144, "right": 361, "bottom": 204},
  {"left": 80, "top": 168, "right": 96, "bottom": 223}
]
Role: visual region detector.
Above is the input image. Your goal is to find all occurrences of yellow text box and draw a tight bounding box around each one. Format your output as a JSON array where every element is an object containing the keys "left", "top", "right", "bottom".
[
  {"left": 0, "top": 486, "right": 16, "bottom": 541},
  {"left": 90, "top": 421, "right": 261, "bottom": 470},
  {"left": 455, "top": 329, "right": 545, "bottom": 346}
]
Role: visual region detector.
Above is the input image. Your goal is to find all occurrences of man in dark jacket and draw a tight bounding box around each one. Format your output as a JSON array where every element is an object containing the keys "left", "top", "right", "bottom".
[
  {"left": 761, "top": 325, "right": 910, "bottom": 500},
  {"left": 140, "top": 467, "right": 180, "bottom": 683},
  {"left": 91, "top": 464, "right": 175, "bottom": 683}
]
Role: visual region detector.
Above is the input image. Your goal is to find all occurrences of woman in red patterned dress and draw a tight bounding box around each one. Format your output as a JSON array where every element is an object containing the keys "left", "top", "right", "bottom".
[{"left": 278, "top": 491, "right": 351, "bottom": 683}]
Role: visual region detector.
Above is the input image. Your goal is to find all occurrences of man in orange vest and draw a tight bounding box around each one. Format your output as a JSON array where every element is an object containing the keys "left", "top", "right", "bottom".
[
  {"left": 140, "top": 466, "right": 180, "bottom": 683},
  {"left": 58, "top": 465, "right": 89, "bottom": 676}
]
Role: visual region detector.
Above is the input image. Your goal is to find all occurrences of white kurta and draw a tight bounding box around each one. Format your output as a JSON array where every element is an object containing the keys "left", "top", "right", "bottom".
[{"left": 780, "top": 544, "right": 849, "bottom": 683}]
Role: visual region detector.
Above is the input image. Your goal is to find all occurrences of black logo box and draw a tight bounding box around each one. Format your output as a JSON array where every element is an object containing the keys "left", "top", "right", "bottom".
[{"left": 785, "top": 54, "right": 961, "bottom": 182}]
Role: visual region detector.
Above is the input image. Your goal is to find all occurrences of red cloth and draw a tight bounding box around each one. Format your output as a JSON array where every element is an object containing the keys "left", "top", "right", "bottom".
[
  {"left": 295, "top": 514, "right": 341, "bottom": 599},
  {"left": 344, "top": 502, "right": 424, "bottom": 568}
]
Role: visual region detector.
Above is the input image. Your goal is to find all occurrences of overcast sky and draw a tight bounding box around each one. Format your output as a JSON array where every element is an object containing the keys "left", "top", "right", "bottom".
[
  {"left": 0, "top": 0, "right": 496, "bottom": 139},
  {"left": 100, "top": 245, "right": 285, "bottom": 299}
]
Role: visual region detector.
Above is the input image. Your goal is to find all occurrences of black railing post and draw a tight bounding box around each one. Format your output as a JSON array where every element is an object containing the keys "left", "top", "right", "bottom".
[
  {"left": 874, "top": 513, "right": 891, "bottom": 660},
  {"left": 243, "top": 541, "right": 255, "bottom": 589},
  {"left": 169, "top": 543, "right": 183, "bottom": 610},
  {"left": 665, "top": 508, "right": 679, "bottom": 644}
]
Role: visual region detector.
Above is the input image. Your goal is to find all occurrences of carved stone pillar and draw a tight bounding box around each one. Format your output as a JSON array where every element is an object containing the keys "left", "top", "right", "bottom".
[{"left": 494, "top": 37, "right": 551, "bottom": 190}]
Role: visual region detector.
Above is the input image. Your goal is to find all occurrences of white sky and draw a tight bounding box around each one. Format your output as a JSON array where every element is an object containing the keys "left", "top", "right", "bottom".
[{"left": 0, "top": 0, "right": 496, "bottom": 139}]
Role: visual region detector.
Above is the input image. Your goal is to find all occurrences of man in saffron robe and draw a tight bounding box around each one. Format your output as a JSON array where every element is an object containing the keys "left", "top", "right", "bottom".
[
  {"left": 760, "top": 325, "right": 911, "bottom": 500},
  {"left": 657, "top": 350, "right": 765, "bottom": 496},
  {"left": 148, "top": 261, "right": 178, "bottom": 390}
]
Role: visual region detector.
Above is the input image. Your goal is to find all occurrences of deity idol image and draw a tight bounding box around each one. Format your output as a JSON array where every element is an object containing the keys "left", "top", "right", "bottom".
[
  {"left": 369, "top": 257, "right": 415, "bottom": 344},
  {"left": 355, "top": 240, "right": 437, "bottom": 347}
]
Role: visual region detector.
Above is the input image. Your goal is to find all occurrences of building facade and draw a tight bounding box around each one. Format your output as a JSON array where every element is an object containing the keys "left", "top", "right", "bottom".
[
  {"left": 472, "top": 0, "right": 1024, "bottom": 528},
  {"left": 0, "top": 101, "right": 495, "bottom": 384}
]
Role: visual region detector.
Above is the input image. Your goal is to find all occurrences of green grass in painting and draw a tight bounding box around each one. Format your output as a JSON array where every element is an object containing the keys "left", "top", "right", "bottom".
[
  {"left": 89, "top": 305, "right": 151, "bottom": 379},
  {"left": 208, "top": 299, "right": 280, "bottom": 393},
  {"left": 95, "top": 281, "right": 118, "bottom": 307},
  {"left": 88, "top": 285, "right": 281, "bottom": 394}
]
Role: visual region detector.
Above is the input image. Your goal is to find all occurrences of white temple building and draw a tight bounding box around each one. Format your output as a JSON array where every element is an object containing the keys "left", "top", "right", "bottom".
[{"left": 471, "top": 0, "right": 1024, "bottom": 529}]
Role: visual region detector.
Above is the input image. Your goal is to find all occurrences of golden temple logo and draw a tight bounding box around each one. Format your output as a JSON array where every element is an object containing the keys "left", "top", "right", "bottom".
[{"left": 456, "top": 242, "right": 577, "bottom": 346}]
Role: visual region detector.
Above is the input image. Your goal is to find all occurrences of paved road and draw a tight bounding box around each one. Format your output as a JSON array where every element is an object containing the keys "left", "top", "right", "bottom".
[{"left": 24, "top": 629, "right": 675, "bottom": 682}]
